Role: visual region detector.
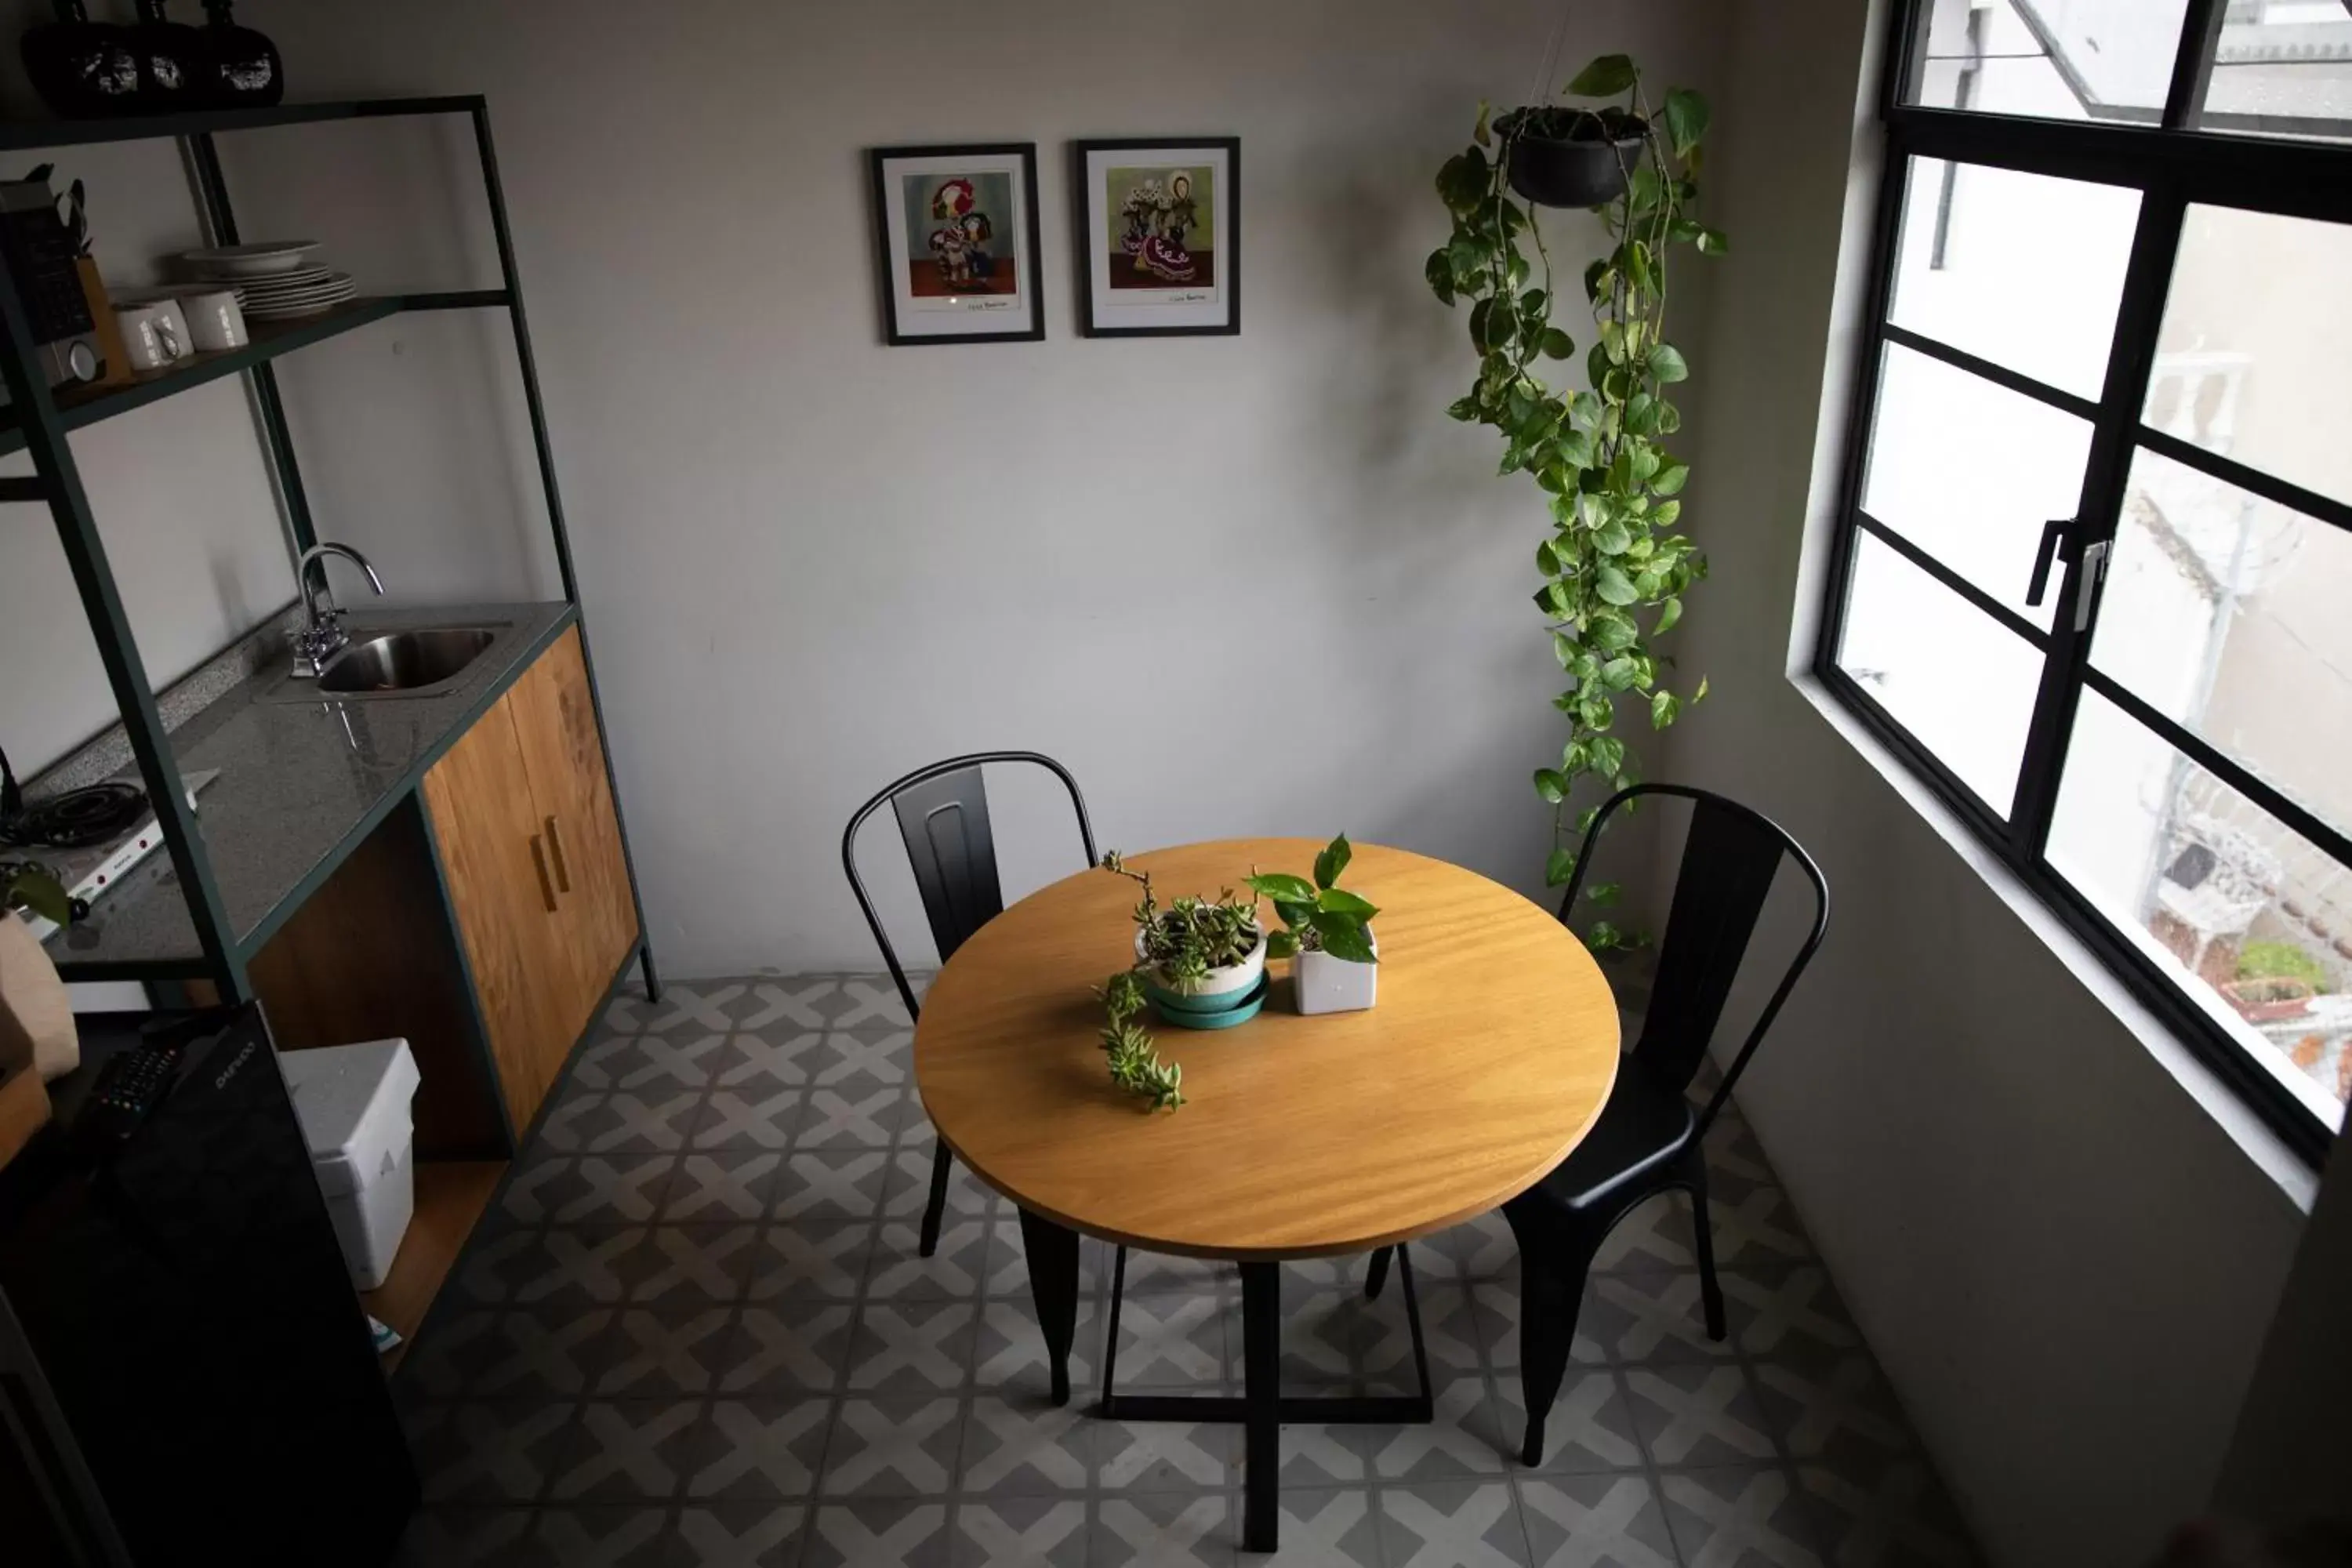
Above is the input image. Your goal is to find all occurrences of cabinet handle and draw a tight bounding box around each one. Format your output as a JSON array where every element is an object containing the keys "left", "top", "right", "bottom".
[
  {"left": 544, "top": 815, "right": 572, "bottom": 893},
  {"left": 529, "top": 835, "right": 559, "bottom": 913}
]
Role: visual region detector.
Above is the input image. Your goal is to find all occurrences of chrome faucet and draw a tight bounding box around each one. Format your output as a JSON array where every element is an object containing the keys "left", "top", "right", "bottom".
[{"left": 292, "top": 542, "right": 385, "bottom": 676}]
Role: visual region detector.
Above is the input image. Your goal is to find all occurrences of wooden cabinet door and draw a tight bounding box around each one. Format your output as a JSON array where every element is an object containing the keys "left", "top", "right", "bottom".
[
  {"left": 421, "top": 691, "right": 571, "bottom": 1131},
  {"left": 508, "top": 626, "right": 640, "bottom": 1048}
]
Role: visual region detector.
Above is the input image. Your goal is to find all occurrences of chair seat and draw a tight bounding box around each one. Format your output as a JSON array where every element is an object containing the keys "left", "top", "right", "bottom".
[{"left": 1525, "top": 1057, "right": 1697, "bottom": 1211}]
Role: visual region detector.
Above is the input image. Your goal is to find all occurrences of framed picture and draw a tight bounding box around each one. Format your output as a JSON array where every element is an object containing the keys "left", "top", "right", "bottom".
[
  {"left": 868, "top": 143, "right": 1044, "bottom": 345},
  {"left": 1073, "top": 138, "right": 1240, "bottom": 337}
]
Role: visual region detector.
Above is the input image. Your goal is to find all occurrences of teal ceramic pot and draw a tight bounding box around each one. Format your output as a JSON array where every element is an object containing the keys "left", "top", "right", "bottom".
[{"left": 1153, "top": 971, "right": 1269, "bottom": 1030}]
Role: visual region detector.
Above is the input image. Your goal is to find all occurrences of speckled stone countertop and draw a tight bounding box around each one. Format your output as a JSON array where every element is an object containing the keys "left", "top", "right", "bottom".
[{"left": 44, "top": 602, "right": 575, "bottom": 974}]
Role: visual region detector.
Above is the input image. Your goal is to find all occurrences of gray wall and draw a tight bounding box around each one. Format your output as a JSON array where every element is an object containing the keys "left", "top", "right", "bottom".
[
  {"left": 0, "top": 0, "right": 1728, "bottom": 974},
  {"left": 1657, "top": 2, "right": 2313, "bottom": 1563}
]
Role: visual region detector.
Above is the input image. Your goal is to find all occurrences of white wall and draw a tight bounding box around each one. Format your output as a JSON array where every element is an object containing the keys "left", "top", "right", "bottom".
[
  {"left": 114, "top": 0, "right": 1726, "bottom": 973},
  {"left": 1657, "top": 2, "right": 2310, "bottom": 1563}
]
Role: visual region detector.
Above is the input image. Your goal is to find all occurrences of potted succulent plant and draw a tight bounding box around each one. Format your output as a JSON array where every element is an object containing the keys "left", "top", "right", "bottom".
[
  {"left": 1247, "top": 834, "right": 1381, "bottom": 1015},
  {"left": 1102, "top": 851, "right": 1267, "bottom": 1028}
]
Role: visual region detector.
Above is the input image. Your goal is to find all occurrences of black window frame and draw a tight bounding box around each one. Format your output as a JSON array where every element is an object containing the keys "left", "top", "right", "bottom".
[{"left": 1817, "top": 0, "right": 2352, "bottom": 1164}]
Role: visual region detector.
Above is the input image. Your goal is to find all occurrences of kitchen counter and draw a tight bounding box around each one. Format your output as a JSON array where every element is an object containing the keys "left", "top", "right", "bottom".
[{"left": 43, "top": 602, "right": 575, "bottom": 975}]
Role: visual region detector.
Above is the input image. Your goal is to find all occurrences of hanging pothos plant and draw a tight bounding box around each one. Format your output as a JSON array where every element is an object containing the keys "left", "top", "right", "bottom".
[{"left": 1427, "top": 53, "right": 1725, "bottom": 946}]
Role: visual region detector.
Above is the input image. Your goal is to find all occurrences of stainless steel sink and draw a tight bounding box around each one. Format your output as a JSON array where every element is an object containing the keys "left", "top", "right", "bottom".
[{"left": 316, "top": 627, "right": 499, "bottom": 694}]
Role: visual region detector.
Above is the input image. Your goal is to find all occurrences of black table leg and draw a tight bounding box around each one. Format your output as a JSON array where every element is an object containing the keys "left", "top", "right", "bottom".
[
  {"left": 1239, "top": 1261, "right": 1279, "bottom": 1552},
  {"left": 1017, "top": 1207, "right": 1080, "bottom": 1406}
]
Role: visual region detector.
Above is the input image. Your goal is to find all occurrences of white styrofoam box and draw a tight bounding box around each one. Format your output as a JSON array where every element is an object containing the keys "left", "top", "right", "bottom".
[{"left": 278, "top": 1038, "right": 420, "bottom": 1290}]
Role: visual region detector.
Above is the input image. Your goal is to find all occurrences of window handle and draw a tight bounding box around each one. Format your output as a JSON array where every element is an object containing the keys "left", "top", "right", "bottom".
[
  {"left": 2074, "top": 539, "right": 2111, "bottom": 633},
  {"left": 2026, "top": 517, "right": 2070, "bottom": 605}
]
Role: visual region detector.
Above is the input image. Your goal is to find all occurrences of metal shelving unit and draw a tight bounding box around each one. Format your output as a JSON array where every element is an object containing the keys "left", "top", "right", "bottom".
[{"left": 0, "top": 95, "right": 652, "bottom": 1007}]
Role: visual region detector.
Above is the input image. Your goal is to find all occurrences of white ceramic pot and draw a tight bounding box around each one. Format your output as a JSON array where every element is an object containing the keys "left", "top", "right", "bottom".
[
  {"left": 1135, "top": 921, "right": 1267, "bottom": 998},
  {"left": 1294, "top": 931, "right": 1378, "bottom": 1014},
  {"left": 0, "top": 914, "right": 78, "bottom": 1081}
]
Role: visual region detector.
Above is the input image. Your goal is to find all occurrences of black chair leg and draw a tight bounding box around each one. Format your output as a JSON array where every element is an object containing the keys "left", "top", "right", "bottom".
[
  {"left": 1686, "top": 1155, "right": 1726, "bottom": 1341},
  {"left": 1364, "top": 1245, "right": 1392, "bottom": 1300},
  {"left": 919, "top": 1143, "right": 953, "bottom": 1258},
  {"left": 1503, "top": 1199, "right": 1602, "bottom": 1468}
]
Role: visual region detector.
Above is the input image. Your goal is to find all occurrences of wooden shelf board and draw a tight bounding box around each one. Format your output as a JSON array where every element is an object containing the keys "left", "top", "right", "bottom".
[{"left": 362, "top": 1158, "right": 504, "bottom": 1376}]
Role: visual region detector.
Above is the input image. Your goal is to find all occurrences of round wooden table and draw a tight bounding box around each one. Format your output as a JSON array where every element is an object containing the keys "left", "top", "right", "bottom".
[{"left": 913, "top": 838, "right": 1620, "bottom": 1551}]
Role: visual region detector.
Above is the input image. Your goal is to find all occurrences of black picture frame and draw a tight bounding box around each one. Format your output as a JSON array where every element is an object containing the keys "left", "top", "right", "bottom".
[
  {"left": 867, "top": 143, "right": 1045, "bottom": 346},
  {"left": 1072, "top": 137, "right": 1240, "bottom": 338}
]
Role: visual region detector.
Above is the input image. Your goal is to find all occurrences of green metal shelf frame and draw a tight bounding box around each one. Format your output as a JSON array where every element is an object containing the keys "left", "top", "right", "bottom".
[{"left": 0, "top": 96, "right": 658, "bottom": 1008}]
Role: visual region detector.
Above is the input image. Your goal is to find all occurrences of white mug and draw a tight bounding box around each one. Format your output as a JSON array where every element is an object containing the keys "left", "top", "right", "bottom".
[
  {"left": 114, "top": 303, "right": 181, "bottom": 372},
  {"left": 178, "top": 289, "right": 246, "bottom": 352}
]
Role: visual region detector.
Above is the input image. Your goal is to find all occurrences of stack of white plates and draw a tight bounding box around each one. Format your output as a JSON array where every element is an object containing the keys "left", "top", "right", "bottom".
[{"left": 178, "top": 241, "right": 360, "bottom": 320}]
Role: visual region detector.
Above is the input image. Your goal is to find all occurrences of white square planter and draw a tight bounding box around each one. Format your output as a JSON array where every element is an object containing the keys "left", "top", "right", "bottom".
[{"left": 1294, "top": 937, "right": 1377, "bottom": 1014}]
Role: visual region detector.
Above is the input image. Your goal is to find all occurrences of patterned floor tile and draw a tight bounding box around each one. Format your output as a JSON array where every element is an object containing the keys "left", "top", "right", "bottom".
[
  {"left": 1265, "top": 1489, "right": 1381, "bottom": 1566},
  {"left": 1094, "top": 1491, "right": 1235, "bottom": 1567},
  {"left": 525, "top": 1506, "right": 680, "bottom": 1567},
  {"left": 960, "top": 1395, "right": 1094, "bottom": 1495},
  {"left": 551, "top": 1399, "right": 705, "bottom": 1501},
  {"left": 395, "top": 973, "right": 1980, "bottom": 1566},
  {"left": 821, "top": 1395, "right": 963, "bottom": 1495},
  {"left": 1518, "top": 1474, "right": 1678, "bottom": 1568},
  {"left": 1373, "top": 1479, "right": 1534, "bottom": 1566},
  {"left": 953, "top": 1497, "right": 1090, "bottom": 1568},
  {"left": 673, "top": 1501, "right": 808, "bottom": 1567},
  {"left": 806, "top": 1501, "right": 949, "bottom": 1568},
  {"left": 1657, "top": 1465, "right": 1828, "bottom": 1566},
  {"left": 1625, "top": 1364, "right": 1780, "bottom": 1467}
]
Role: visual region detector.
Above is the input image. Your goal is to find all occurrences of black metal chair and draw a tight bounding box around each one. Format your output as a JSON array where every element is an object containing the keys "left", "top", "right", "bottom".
[
  {"left": 1363, "top": 782, "right": 1828, "bottom": 1465},
  {"left": 841, "top": 751, "right": 1098, "bottom": 1258}
]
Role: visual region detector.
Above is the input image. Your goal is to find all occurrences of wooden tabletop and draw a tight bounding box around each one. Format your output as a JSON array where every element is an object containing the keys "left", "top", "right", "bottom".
[{"left": 913, "top": 839, "right": 1620, "bottom": 1261}]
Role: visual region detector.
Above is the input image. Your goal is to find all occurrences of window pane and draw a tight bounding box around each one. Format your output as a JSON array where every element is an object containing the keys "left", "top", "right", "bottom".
[
  {"left": 1837, "top": 530, "right": 2045, "bottom": 815},
  {"left": 1889, "top": 158, "right": 2139, "bottom": 398},
  {"left": 1862, "top": 345, "right": 2093, "bottom": 626},
  {"left": 2093, "top": 447, "right": 2352, "bottom": 841},
  {"left": 2146, "top": 205, "right": 2352, "bottom": 509},
  {"left": 2198, "top": 4, "right": 2352, "bottom": 143},
  {"left": 2049, "top": 688, "right": 2352, "bottom": 1131},
  {"left": 1911, "top": 0, "right": 2189, "bottom": 124}
]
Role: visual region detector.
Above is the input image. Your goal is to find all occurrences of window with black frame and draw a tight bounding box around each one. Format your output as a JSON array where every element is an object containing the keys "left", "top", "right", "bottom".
[{"left": 1819, "top": 0, "right": 2352, "bottom": 1156}]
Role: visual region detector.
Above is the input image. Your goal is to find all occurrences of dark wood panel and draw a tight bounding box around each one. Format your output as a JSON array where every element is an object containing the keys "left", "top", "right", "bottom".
[{"left": 249, "top": 797, "right": 507, "bottom": 1160}]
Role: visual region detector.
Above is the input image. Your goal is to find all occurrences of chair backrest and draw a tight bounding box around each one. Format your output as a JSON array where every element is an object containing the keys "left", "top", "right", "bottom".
[
  {"left": 841, "top": 752, "right": 1098, "bottom": 1023},
  {"left": 1555, "top": 783, "right": 1829, "bottom": 1129}
]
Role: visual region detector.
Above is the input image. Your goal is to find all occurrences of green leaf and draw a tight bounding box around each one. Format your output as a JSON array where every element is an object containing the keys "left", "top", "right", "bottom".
[
  {"left": 1267, "top": 929, "right": 1299, "bottom": 959},
  {"left": 1566, "top": 53, "right": 1637, "bottom": 96},
  {"left": 6, "top": 869, "right": 72, "bottom": 927},
  {"left": 1533, "top": 768, "right": 1568, "bottom": 804},
  {"left": 1247, "top": 872, "right": 1317, "bottom": 905},
  {"left": 1552, "top": 630, "right": 1580, "bottom": 668},
  {"left": 1651, "top": 498, "right": 1682, "bottom": 527},
  {"left": 1314, "top": 833, "right": 1352, "bottom": 891},
  {"left": 1593, "top": 521, "right": 1632, "bottom": 556},
  {"left": 1652, "top": 688, "right": 1682, "bottom": 728},
  {"left": 1590, "top": 611, "right": 1639, "bottom": 651},
  {"left": 1652, "top": 459, "right": 1689, "bottom": 495},
  {"left": 1601, "top": 655, "right": 1639, "bottom": 690},
  {"left": 1446, "top": 394, "right": 1480, "bottom": 421},
  {"left": 1595, "top": 565, "right": 1639, "bottom": 605},
  {"left": 1694, "top": 674, "right": 1710, "bottom": 702},
  {"left": 1275, "top": 898, "right": 1316, "bottom": 931},
  {"left": 1425, "top": 248, "right": 1455, "bottom": 305},
  {"left": 1541, "top": 326, "right": 1574, "bottom": 360},
  {"left": 1589, "top": 735, "right": 1626, "bottom": 778},
  {"left": 1583, "top": 258, "right": 1610, "bottom": 303},
  {"left": 1662, "top": 88, "right": 1711, "bottom": 157},
  {"left": 1474, "top": 101, "right": 1493, "bottom": 147},
  {"left": 1468, "top": 298, "right": 1493, "bottom": 354},
  {"left": 1697, "top": 227, "right": 1729, "bottom": 256},
  {"left": 1316, "top": 887, "right": 1378, "bottom": 919},
  {"left": 1588, "top": 919, "right": 1624, "bottom": 951},
  {"left": 1649, "top": 343, "right": 1689, "bottom": 383},
  {"left": 1315, "top": 917, "right": 1379, "bottom": 964},
  {"left": 1653, "top": 596, "right": 1683, "bottom": 633},
  {"left": 1545, "top": 847, "right": 1577, "bottom": 887},
  {"left": 1585, "top": 880, "right": 1622, "bottom": 906}
]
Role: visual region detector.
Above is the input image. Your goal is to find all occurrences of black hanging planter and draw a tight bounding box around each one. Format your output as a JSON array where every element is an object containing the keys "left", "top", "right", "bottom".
[
  {"left": 20, "top": 0, "right": 140, "bottom": 119},
  {"left": 1497, "top": 107, "right": 1648, "bottom": 209}
]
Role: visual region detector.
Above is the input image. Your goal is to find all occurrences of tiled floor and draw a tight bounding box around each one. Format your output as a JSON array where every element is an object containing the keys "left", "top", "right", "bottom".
[{"left": 391, "top": 977, "right": 1978, "bottom": 1566}]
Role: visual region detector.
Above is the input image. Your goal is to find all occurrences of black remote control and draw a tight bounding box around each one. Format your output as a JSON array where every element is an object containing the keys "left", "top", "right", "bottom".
[{"left": 80, "top": 1042, "right": 183, "bottom": 1143}]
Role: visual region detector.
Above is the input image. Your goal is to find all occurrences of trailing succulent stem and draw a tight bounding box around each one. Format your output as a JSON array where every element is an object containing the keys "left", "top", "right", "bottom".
[
  {"left": 1097, "top": 970, "right": 1185, "bottom": 1112},
  {"left": 1428, "top": 53, "right": 1725, "bottom": 941},
  {"left": 1247, "top": 833, "right": 1378, "bottom": 964}
]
